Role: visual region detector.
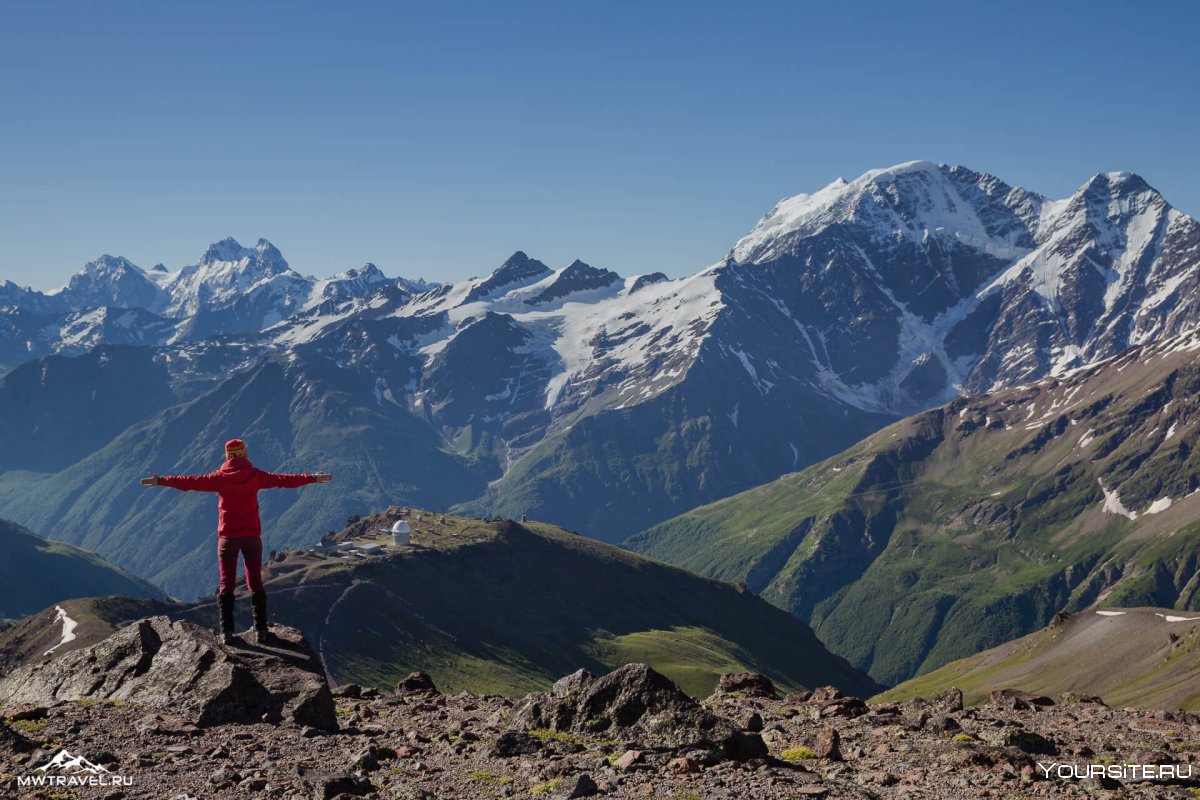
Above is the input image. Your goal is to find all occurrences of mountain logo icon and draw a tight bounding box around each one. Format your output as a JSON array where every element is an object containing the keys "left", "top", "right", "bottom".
[{"left": 36, "top": 749, "right": 113, "bottom": 775}]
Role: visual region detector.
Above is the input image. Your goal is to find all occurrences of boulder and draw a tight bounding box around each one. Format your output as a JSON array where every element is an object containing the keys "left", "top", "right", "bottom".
[
  {"left": 1059, "top": 692, "right": 1107, "bottom": 706},
  {"left": 510, "top": 664, "right": 763, "bottom": 758},
  {"left": 933, "top": 687, "right": 964, "bottom": 713},
  {"left": 0, "top": 616, "right": 336, "bottom": 730},
  {"left": 315, "top": 774, "right": 375, "bottom": 799},
  {"left": 488, "top": 729, "right": 542, "bottom": 757},
  {"left": 987, "top": 688, "right": 1054, "bottom": 710},
  {"left": 815, "top": 726, "right": 841, "bottom": 760},
  {"left": 714, "top": 672, "right": 779, "bottom": 699},
  {"left": 978, "top": 726, "right": 1057, "bottom": 755},
  {"left": 552, "top": 773, "right": 599, "bottom": 799},
  {"left": 808, "top": 686, "right": 843, "bottom": 704},
  {"left": 396, "top": 671, "right": 439, "bottom": 695}
]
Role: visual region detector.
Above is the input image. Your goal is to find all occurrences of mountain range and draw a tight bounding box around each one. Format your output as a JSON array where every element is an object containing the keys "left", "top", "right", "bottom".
[
  {"left": 2, "top": 161, "right": 1199, "bottom": 600},
  {"left": 628, "top": 326, "right": 1200, "bottom": 686}
]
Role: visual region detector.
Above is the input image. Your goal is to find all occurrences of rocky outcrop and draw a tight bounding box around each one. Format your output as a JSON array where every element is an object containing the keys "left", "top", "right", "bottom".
[
  {"left": 508, "top": 663, "right": 765, "bottom": 759},
  {"left": 712, "top": 672, "right": 778, "bottom": 699},
  {"left": 0, "top": 616, "right": 335, "bottom": 729}
]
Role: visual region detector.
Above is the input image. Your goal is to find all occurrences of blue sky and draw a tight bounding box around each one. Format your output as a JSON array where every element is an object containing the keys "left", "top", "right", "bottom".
[{"left": 1, "top": 0, "right": 1197, "bottom": 289}]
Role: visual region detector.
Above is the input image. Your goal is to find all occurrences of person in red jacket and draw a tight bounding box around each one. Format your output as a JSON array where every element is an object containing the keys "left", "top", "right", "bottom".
[{"left": 141, "top": 438, "right": 332, "bottom": 644}]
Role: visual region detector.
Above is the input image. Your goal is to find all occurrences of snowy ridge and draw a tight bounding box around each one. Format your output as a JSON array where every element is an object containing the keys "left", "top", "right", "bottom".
[
  {"left": 3, "top": 163, "right": 1200, "bottom": 502},
  {"left": 725, "top": 162, "right": 1200, "bottom": 413}
]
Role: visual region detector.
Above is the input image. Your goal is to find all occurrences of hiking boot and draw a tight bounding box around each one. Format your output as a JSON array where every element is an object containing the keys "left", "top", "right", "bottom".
[
  {"left": 217, "top": 591, "right": 235, "bottom": 643},
  {"left": 221, "top": 631, "right": 237, "bottom": 646},
  {"left": 251, "top": 591, "right": 270, "bottom": 644}
]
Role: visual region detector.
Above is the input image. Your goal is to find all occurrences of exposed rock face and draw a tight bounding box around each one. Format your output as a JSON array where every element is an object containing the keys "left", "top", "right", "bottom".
[
  {"left": 508, "top": 663, "right": 765, "bottom": 758},
  {"left": 0, "top": 616, "right": 335, "bottom": 730}
]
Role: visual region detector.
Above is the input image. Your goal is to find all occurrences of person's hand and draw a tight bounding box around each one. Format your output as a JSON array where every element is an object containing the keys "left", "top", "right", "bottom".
[
  {"left": 140, "top": 474, "right": 161, "bottom": 486},
  {"left": 314, "top": 472, "right": 332, "bottom": 483}
]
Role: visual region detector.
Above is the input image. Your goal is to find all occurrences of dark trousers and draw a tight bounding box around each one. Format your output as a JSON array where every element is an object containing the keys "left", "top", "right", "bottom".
[{"left": 217, "top": 536, "right": 264, "bottom": 594}]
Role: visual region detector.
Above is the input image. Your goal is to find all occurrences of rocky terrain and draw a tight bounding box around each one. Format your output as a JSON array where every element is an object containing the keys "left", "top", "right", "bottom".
[{"left": 3, "top": 619, "right": 1200, "bottom": 799}]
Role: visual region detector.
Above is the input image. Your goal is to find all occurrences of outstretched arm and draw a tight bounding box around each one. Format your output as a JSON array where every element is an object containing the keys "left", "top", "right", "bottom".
[
  {"left": 150, "top": 471, "right": 226, "bottom": 492},
  {"left": 257, "top": 470, "right": 332, "bottom": 489}
]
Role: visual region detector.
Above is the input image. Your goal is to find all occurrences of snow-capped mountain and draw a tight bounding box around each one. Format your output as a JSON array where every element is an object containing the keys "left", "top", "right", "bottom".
[
  {"left": 50, "top": 255, "right": 170, "bottom": 313},
  {"left": 4, "top": 162, "right": 1200, "bottom": 591},
  {"left": 725, "top": 162, "right": 1200, "bottom": 410},
  {"left": 0, "top": 238, "right": 436, "bottom": 370}
]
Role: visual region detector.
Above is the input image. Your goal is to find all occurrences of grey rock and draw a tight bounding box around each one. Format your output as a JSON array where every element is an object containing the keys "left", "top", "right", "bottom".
[
  {"left": 510, "top": 664, "right": 754, "bottom": 758},
  {"left": 0, "top": 616, "right": 336, "bottom": 730},
  {"left": 395, "top": 671, "right": 438, "bottom": 695},
  {"left": 552, "top": 773, "right": 599, "bottom": 799},
  {"left": 714, "top": 673, "right": 779, "bottom": 699},
  {"left": 488, "top": 729, "right": 542, "bottom": 757},
  {"left": 314, "top": 774, "right": 374, "bottom": 799}
]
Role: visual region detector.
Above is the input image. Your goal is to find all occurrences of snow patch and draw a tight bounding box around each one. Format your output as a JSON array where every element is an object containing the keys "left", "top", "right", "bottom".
[
  {"left": 44, "top": 605, "right": 79, "bottom": 656},
  {"left": 1145, "top": 497, "right": 1173, "bottom": 514},
  {"left": 1098, "top": 480, "right": 1138, "bottom": 520}
]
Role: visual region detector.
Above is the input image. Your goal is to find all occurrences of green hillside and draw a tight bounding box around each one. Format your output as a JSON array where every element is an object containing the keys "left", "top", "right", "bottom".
[
  {"left": 627, "top": 332, "right": 1200, "bottom": 686},
  {"left": 877, "top": 608, "right": 1200, "bottom": 711},
  {"left": 0, "top": 510, "right": 880, "bottom": 700},
  {"left": 0, "top": 350, "right": 491, "bottom": 600},
  {"left": 0, "top": 519, "right": 165, "bottom": 623}
]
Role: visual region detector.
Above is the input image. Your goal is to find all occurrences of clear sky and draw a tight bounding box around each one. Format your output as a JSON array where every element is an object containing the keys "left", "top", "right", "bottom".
[{"left": 1, "top": 0, "right": 1197, "bottom": 290}]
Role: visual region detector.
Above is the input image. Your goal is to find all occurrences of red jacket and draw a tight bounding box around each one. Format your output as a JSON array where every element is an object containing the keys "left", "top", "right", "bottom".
[{"left": 159, "top": 457, "right": 319, "bottom": 538}]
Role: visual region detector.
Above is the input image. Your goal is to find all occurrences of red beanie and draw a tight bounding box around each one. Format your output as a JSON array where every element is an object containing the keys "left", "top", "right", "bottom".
[{"left": 225, "top": 439, "right": 247, "bottom": 459}]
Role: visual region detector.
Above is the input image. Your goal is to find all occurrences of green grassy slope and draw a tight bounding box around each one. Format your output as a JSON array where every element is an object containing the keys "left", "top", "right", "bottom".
[
  {"left": 627, "top": 332, "right": 1200, "bottom": 687},
  {"left": 1, "top": 510, "right": 881, "bottom": 700},
  {"left": 266, "top": 512, "right": 881, "bottom": 697},
  {"left": 0, "top": 519, "right": 166, "bottom": 623},
  {"left": 0, "top": 352, "right": 490, "bottom": 600},
  {"left": 876, "top": 607, "right": 1200, "bottom": 711}
]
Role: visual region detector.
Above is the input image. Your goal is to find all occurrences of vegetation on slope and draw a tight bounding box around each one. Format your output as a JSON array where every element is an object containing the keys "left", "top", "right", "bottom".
[
  {"left": 627, "top": 333, "right": 1200, "bottom": 686},
  {"left": 0, "top": 519, "right": 165, "bottom": 624},
  {"left": 876, "top": 607, "right": 1200, "bottom": 710},
  {"left": 0, "top": 510, "right": 881, "bottom": 700}
]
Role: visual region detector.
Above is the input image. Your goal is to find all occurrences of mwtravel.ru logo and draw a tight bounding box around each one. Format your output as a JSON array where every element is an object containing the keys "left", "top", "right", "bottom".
[{"left": 15, "top": 748, "right": 134, "bottom": 789}]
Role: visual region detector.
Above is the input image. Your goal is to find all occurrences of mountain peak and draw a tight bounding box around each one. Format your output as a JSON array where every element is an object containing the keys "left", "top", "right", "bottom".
[
  {"left": 81, "top": 254, "right": 143, "bottom": 276},
  {"left": 524, "top": 259, "right": 621, "bottom": 305},
  {"left": 731, "top": 160, "right": 1035, "bottom": 265},
  {"left": 201, "top": 237, "right": 246, "bottom": 264},
  {"left": 1078, "top": 170, "right": 1156, "bottom": 200},
  {"left": 464, "top": 252, "right": 552, "bottom": 303},
  {"left": 198, "top": 237, "right": 290, "bottom": 275}
]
